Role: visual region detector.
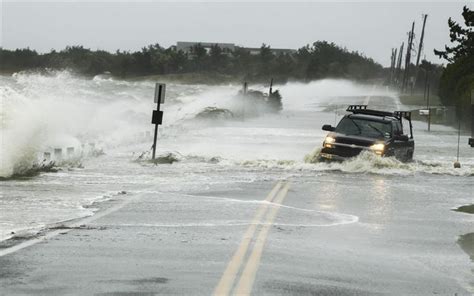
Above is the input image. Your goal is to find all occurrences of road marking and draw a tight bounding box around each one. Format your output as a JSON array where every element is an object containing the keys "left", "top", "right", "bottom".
[
  {"left": 213, "top": 181, "right": 283, "bottom": 296},
  {"left": 363, "top": 84, "right": 377, "bottom": 105},
  {"left": 0, "top": 195, "right": 136, "bottom": 257},
  {"left": 233, "top": 183, "right": 290, "bottom": 296}
]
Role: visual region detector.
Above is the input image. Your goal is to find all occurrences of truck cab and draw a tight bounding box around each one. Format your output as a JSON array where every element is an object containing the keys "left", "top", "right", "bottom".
[{"left": 319, "top": 105, "right": 415, "bottom": 162}]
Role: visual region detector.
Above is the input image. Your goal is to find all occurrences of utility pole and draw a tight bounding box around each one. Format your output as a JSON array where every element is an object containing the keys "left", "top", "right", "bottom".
[
  {"left": 393, "top": 48, "right": 398, "bottom": 85},
  {"left": 416, "top": 14, "right": 428, "bottom": 67},
  {"left": 389, "top": 48, "right": 397, "bottom": 85},
  {"left": 395, "top": 42, "right": 404, "bottom": 86},
  {"left": 412, "top": 14, "right": 428, "bottom": 94},
  {"left": 454, "top": 120, "right": 461, "bottom": 168},
  {"left": 469, "top": 89, "right": 474, "bottom": 147},
  {"left": 426, "top": 82, "right": 431, "bottom": 132},
  {"left": 402, "top": 22, "right": 415, "bottom": 93},
  {"left": 423, "top": 69, "right": 429, "bottom": 102},
  {"left": 242, "top": 82, "right": 248, "bottom": 121}
]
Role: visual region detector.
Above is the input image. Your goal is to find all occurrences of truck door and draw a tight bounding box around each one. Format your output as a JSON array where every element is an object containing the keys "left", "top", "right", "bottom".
[{"left": 392, "top": 121, "right": 407, "bottom": 159}]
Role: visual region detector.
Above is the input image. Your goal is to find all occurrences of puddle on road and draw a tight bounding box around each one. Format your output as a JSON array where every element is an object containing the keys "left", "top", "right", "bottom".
[
  {"left": 458, "top": 233, "right": 474, "bottom": 262},
  {"left": 454, "top": 204, "right": 474, "bottom": 290},
  {"left": 457, "top": 233, "right": 474, "bottom": 291},
  {"left": 454, "top": 204, "right": 474, "bottom": 214},
  {"left": 453, "top": 204, "right": 474, "bottom": 261}
]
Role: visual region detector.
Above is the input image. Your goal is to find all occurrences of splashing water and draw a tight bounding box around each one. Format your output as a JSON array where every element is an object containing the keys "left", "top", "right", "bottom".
[
  {"left": 0, "top": 71, "right": 238, "bottom": 177},
  {"left": 1, "top": 70, "right": 473, "bottom": 245},
  {"left": 2, "top": 71, "right": 472, "bottom": 178}
]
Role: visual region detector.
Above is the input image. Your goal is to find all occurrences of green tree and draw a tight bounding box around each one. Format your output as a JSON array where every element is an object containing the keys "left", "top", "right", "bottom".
[
  {"left": 434, "top": 6, "right": 474, "bottom": 63},
  {"left": 209, "top": 44, "right": 228, "bottom": 72},
  {"left": 189, "top": 43, "right": 208, "bottom": 72},
  {"left": 0, "top": 41, "right": 383, "bottom": 81},
  {"left": 435, "top": 5, "right": 474, "bottom": 124},
  {"left": 258, "top": 43, "right": 274, "bottom": 76}
]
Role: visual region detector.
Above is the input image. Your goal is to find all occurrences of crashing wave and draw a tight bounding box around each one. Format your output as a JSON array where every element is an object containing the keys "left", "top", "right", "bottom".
[
  {"left": 133, "top": 150, "right": 225, "bottom": 165},
  {"left": 133, "top": 150, "right": 182, "bottom": 165},
  {"left": 151, "top": 152, "right": 181, "bottom": 164},
  {"left": 0, "top": 161, "right": 58, "bottom": 180},
  {"left": 195, "top": 107, "right": 234, "bottom": 120}
]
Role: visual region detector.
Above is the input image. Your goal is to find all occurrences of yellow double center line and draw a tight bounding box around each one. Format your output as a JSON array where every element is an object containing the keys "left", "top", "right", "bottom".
[{"left": 213, "top": 181, "right": 290, "bottom": 296}]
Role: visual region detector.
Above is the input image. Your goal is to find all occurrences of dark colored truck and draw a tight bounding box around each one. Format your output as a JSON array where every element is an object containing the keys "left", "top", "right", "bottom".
[{"left": 319, "top": 105, "right": 415, "bottom": 162}]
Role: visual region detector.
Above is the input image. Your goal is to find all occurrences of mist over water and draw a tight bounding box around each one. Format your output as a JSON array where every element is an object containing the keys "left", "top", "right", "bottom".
[
  {"left": 1, "top": 71, "right": 473, "bottom": 177},
  {"left": 1, "top": 70, "right": 473, "bottom": 241},
  {"left": 0, "top": 71, "right": 202, "bottom": 177}
]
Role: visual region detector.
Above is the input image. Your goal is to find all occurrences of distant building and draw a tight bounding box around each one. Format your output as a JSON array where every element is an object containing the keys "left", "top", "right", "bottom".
[
  {"left": 176, "top": 42, "right": 235, "bottom": 54},
  {"left": 237, "top": 46, "right": 297, "bottom": 56},
  {"left": 175, "top": 41, "right": 296, "bottom": 57}
]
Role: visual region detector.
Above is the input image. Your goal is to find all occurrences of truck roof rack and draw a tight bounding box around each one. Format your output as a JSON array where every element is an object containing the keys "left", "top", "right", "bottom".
[
  {"left": 394, "top": 111, "right": 411, "bottom": 121},
  {"left": 346, "top": 105, "right": 367, "bottom": 111},
  {"left": 346, "top": 105, "right": 412, "bottom": 120},
  {"left": 346, "top": 105, "right": 395, "bottom": 118}
]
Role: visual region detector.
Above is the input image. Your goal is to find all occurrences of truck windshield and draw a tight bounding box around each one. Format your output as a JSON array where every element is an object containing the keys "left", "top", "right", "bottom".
[{"left": 336, "top": 117, "right": 392, "bottom": 139}]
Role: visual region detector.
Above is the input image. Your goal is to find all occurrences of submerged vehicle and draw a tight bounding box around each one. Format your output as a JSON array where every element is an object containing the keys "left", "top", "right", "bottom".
[
  {"left": 319, "top": 105, "right": 414, "bottom": 162},
  {"left": 195, "top": 107, "right": 234, "bottom": 120},
  {"left": 238, "top": 79, "right": 283, "bottom": 114}
]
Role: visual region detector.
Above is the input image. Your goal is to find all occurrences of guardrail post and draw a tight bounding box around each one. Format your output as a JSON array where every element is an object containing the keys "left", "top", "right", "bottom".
[{"left": 54, "top": 148, "right": 62, "bottom": 160}]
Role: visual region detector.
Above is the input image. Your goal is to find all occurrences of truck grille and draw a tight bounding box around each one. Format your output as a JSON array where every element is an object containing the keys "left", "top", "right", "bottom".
[
  {"left": 333, "top": 146, "right": 363, "bottom": 157},
  {"left": 336, "top": 138, "right": 372, "bottom": 147}
]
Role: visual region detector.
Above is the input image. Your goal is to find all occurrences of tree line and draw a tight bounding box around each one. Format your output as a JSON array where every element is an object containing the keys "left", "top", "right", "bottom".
[
  {"left": 434, "top": 5, "right": 474, "bottom": 126},
  {"left": 0, "top": 41, "right": 383, "bottom": 82}
]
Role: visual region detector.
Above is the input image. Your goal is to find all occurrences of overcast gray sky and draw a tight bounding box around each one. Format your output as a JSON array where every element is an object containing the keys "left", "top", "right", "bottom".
[{"left": 1, "top": 1, "right": 472, "bottom": 66}]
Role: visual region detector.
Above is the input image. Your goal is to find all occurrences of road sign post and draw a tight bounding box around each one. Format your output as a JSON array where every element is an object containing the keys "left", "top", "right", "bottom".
[
  {"left": 470, "top": 90, "right": 474, "bottom": 147},
  {"left": 426, "top": 83, "right": 431, "bottom": 132},
  {"left": 242, "top": 82, "right": 248, "bottom": 121},
  {"left": 151, "top": 83, "right": 166, "bottom": 159}
]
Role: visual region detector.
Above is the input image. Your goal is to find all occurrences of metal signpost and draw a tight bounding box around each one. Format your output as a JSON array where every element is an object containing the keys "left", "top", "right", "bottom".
[
  {"left": 454, "top": 120, "right": 461, "bottom": 168},
  {"left": 469, "top": 90, "right": 474, "bottom": 147},
  {"left": 151, "top": 83, "right": 165, "bottom": 160},
  {"left": 426, "top": 83, "right": 431, "bottom": 132},
  {"left": 242, "top": 82, "right": 248, "bottom": 121}
]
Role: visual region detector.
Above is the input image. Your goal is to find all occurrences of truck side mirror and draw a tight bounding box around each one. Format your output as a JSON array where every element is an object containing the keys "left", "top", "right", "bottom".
[
  {"left": 394, "top": 134, "right": 409, "bottom": 141},
  {"left": 322, "top": 124, "right": 336, "bottom": 132}
]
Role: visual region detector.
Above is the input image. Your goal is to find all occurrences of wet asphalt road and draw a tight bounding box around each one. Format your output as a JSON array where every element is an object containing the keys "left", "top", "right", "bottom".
[{"left": 0, "top": 172, "right": 472, "bottom": 296}]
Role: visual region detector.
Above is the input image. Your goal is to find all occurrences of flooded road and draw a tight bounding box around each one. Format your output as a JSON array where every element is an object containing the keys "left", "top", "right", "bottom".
[{"left": 1, "top": 71, "right": 473, "bottom": 294}]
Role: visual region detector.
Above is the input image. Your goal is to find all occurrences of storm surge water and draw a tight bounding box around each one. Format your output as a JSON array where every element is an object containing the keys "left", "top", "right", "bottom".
[
  {"left": 1, "top": 71, "right": 143, "bottom": 178},
  {"left": 1, "top": 71, "right": 472, "bottom": 242},
  {"left": 0, "top": 71, "right": 237, "bottom": 178},
  {"left": 2, "top": 70, "right": 472, "bottom": 177}
]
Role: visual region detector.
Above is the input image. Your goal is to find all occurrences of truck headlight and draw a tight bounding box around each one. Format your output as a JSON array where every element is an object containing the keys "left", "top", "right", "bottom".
[
  {"left": 324, "top": 136, "right": 336, "bottom": 148},
  {"left": 370, "top": 143, "right": 385, "bottom": 155}
]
